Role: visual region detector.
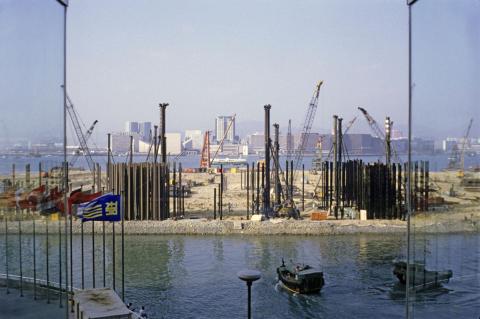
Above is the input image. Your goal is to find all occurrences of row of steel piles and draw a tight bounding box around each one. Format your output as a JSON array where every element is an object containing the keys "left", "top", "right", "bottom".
[
  {"left": 107, "top": 161, "right": 186, "bottom": 220},
  {"left": 318, "top": 160, "right": 430, "bottom": 219},
  {"left": 105, "top": 103, "right": 186, "bottom": 221}
]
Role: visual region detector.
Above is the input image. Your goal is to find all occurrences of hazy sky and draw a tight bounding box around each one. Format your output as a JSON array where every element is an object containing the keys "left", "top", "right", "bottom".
[{"left": 1, "top": 0, "right": 478, "bottom": 147}]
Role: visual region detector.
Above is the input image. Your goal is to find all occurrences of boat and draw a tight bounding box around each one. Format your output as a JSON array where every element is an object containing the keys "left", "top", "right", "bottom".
[
  {"left": 393, "top": 261, "right": 452, "bottom": 290},
  {"left": 211, "top": 157, "right": 247, "bottom": 166},
  {"left": 277, "top": 259, "right": 325, "bottom": 294}
]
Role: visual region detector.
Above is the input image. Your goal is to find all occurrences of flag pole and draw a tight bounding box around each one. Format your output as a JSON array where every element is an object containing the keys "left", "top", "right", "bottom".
[
  {"left": 92, "top": 219, "right": 95, "bottom": 288},
  {"left": 69, "top": 183, "right": 73, "bottom": 312},
  {"left": 33, "top": 207, "right": 36, "bottom": 300},
  {"left": 112, "top": 188, "right": 116, "bottom": 292},
  {"left": 5, "top": 210, "right": 9, "bottom": 295},
  {"left": 46, "top": 214, "right": 50, "bottom": 304},
  {"left": 17, "top": 206, "right": 23, "bottom": 297},
  {"left": 81, "top": 216, "right": 84, "bottom": 289},
  {"left": 58, "top": 202, "right": 62, "bottom": 308},
  {"left": 121, "top": 189, "right": 125, "bottom": 301}
]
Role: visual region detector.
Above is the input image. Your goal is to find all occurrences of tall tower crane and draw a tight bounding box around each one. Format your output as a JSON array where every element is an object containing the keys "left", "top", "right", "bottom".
[
  {"left": 293, "top": 81, "right": 323, "bottom": 179},
  {"left": 62, "top": 85, "right": 95, "bottom": 172}
]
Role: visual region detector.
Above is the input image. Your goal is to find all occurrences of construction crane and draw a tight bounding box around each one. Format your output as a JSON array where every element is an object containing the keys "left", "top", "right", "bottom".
[
  {"left": 62, "top": 85, "right": 95, "bottom": 172},
  {"left": 343, "top": 116, "right": 357, "bottom": 136},
  {"left": 448, "top": 118, "right": 474, "bottom": 176},
  {"left": 293, "top": 81, "right": 323, "bottom": 179},
  {"left": 70, "top": 120, "right": 98, "bottom": 167},
  {"left": 209, "top": 114, "right": 236, "bottom": 167},
  {"left": 358, "top": 107, "right": 385, "bottom": 140},
  {"left": 199, "top": 131, "right": 211, "bottom": 169},
  {"left": 357, "top": 107, "right": 400, "bottom": 163}
]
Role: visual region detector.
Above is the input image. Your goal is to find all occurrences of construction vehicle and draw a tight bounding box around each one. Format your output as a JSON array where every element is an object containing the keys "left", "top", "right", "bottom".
[
  {"left": 447, "top": 118, "right": 474, "bottom": 178},
  {"left": 273, "top": 82, "right": 323, "bottom": 218},
  {"left": 292, "top": 81, "right": 323, "bottom": 180},
  {"left": 62, "top": 85, "right": 96, "bottom": 172}
]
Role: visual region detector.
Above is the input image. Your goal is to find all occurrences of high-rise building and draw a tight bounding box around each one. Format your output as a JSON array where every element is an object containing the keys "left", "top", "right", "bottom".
[
  {"left": 125, "top": 121, "right": 140, "bottom": 134},
  {"left": 139, "top": 122, "right": 152, "bottom": 141},
  {"left": 126, "top": 121, "right": 151, "bottom": 141},
  {"left": 215, "top": 116, "right": 235, "bottom": 143}
]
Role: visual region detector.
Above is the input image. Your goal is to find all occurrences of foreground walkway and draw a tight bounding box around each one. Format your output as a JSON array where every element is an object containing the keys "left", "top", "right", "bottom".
[{"left": 0, "top": 287, "right": 64, "bottom": 319}]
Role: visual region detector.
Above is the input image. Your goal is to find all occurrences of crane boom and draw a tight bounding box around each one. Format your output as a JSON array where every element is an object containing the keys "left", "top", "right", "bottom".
[
  {"left": 63, "top": 86, "right": 95, "bottom": 171},
  {"left": 459, "top": 118, "right": 474, "bottom": 174},
  {"left": 358, "top": 107, "right": 401, "bottom": 163},
  {"left": 293, "top": 81, "right": 323, "bottom": 177},
  {"left": 358, "top": 107, "right": 385, "bottom": 140},
  {"left": 70, "top": 120, "right": 98, "bottom": 167},
  {"left": 343, "top": 116, "right": 357, "bottom": 136}
]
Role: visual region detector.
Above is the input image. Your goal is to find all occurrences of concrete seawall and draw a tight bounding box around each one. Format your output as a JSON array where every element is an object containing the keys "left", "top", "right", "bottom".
[{"left": 0, "top": 217, "right": 478, "bottom": 236}]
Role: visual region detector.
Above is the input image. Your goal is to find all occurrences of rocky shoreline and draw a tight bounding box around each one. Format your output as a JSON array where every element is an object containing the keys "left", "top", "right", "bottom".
[{"left": 0, "top": 216, "right": 478, "bottom": 236}]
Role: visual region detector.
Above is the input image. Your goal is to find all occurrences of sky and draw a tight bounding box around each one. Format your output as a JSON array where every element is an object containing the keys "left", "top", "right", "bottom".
[{"left": 0, "top": 0, "right": 479, "bottom": 147}]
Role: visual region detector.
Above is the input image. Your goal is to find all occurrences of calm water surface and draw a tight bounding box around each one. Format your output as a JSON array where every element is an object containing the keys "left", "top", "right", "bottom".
[{"left": 1, "top": 233, "right": 479, "bottom": 318}]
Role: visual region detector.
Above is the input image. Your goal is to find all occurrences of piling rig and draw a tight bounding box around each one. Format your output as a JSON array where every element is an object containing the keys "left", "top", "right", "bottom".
[
  {"left": 357, "top": 107, "right": 401, "bottom": 164},
  {"left": 447, "top": 118, "right": 474, "bottom": 178}
]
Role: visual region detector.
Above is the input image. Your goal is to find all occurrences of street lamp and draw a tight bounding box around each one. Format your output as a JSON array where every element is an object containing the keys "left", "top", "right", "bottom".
[{"left": 237, "top": 269, "right": 261, "bottom": 319}]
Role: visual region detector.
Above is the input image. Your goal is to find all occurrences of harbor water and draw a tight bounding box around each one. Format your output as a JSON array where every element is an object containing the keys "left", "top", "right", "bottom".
[
  {"left": 0, "top": 153, "right": 479, "bottom": 175},
  {"left": 1, "top": 233, "right": 478, "bottom": 318}
]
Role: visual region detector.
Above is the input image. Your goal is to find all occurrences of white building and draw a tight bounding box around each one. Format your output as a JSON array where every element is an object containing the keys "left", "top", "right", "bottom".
[
  {"left": 184, "top": 130, "right": 203, "bottom": 150},
  {"left": 138, "top": 132, "right": 182, "bottom": 155},
  {"left": 111, "top": 132, "right": 140, "bottom": 153}
]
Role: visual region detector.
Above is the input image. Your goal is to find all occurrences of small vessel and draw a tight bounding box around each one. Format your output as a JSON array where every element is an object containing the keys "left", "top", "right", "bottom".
[
  {"left": 277, "top": 259, "right": 325, "bottom": 294},
  {"left": 393, "top": 261, "right": 452, "bottom": 290},
  {"left": 211, "top": 157, "right": 247, "bottom": 166}
]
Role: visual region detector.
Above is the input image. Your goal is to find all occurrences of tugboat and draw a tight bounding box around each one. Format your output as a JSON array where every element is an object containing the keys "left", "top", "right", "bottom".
[
  {"left": 393, "top": 261, "right": 452, "bottom": 290},
  {"left": 277, "top": 259, "right": 325, "bottom": 294}
]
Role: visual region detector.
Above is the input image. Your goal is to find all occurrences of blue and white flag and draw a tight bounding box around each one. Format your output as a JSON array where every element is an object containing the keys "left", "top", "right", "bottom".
[{"left": 78, "top": 193, "right": 121, "bottom": 222}]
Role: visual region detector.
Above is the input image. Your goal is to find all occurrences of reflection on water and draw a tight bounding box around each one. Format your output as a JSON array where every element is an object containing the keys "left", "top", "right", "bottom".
[{"left": 0, "top": 233, "right": 478, "bottom": 318}]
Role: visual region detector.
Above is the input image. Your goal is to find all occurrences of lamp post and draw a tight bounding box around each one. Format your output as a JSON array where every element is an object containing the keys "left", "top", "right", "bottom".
[{"left": 237, "top": 270, "right": 261, "bottom": 319}]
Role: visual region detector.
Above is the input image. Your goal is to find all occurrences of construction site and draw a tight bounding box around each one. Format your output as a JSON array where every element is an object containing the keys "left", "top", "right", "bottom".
[{"left": 5, "top": 80, "right": 474, "bottom": 232}]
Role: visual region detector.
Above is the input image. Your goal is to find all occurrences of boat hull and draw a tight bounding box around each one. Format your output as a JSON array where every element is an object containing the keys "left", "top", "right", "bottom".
[
  {"left": 393, "top": 261, "right": 452, "bottom": 290},
  {"left": 277, "top": 266, "right": 324, "bottom": 294}
]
